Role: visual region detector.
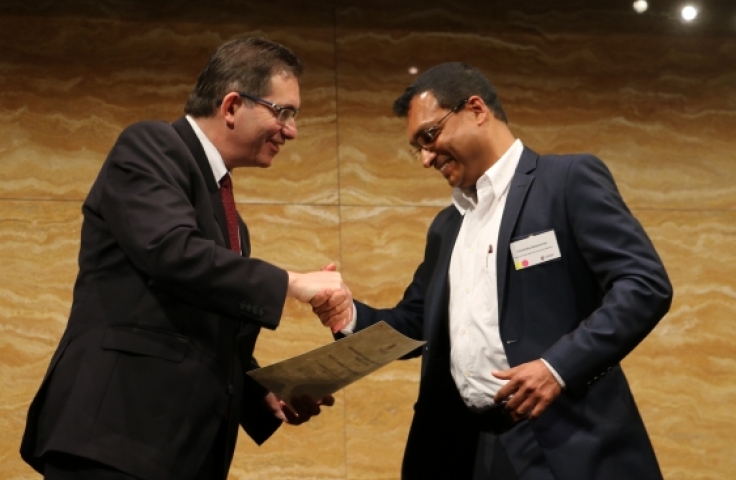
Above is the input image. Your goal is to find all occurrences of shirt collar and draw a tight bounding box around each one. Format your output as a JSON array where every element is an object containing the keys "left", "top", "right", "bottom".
[
  {"left": 452, "top": 139, "right": 524, "bottom": 215},
  {"left": 185, "top": 115, "right": 229, "bottom": 185}
]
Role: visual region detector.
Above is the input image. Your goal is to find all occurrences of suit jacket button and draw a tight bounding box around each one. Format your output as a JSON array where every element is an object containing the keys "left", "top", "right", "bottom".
[
  {"left": 239, "top": 301, "right": 248, "bottom": 311},
  {"left": 227, "top": 385, "right": 234, "bottom": 395}
]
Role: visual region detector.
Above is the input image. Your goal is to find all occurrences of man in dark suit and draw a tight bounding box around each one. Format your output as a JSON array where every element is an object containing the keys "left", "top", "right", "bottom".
[
  {"left": 316, "top": 62, "right": 672, "bottom": 479},
  {"left": 21, "top": 37, "right": 351, "bottom": 480}
]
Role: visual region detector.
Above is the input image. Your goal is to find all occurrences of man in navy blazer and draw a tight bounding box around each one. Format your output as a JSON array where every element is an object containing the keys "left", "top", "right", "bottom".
[
  {"left": 21, "top": 38, "right": 351, "bottom": 480},
  {"left": 316, "top": 62, "right": 672, "bottom": 479}
]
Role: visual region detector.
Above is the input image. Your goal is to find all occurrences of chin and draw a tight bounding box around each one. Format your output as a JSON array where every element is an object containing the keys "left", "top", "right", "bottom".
[
  {"left": 446, "top": 176, "right": 464, "bottom": 188},
  {"left": 254, "top": 156, "right": 275, "bottom": 168}
]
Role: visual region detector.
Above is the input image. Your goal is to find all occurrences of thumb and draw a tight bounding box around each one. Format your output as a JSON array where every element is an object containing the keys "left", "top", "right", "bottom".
[
  {"left": 273, "top": 400, "right": 287, "bottom": 422},
  {"left": 492, "top": 368, "right": 514, "bottom": 380},
  {"left": 321, "top": 262, "right": 337, "bottom": 272}
]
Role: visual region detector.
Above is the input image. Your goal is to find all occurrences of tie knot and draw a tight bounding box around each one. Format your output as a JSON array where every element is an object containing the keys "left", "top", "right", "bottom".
[{"left": 220, "top": 174, "right": 232, "bottom": 189}]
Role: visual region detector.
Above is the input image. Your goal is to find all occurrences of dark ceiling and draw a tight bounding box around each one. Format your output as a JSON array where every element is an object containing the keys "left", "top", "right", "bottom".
[{"left": 0, "top": 0, "right": 734, "bottom": 37}]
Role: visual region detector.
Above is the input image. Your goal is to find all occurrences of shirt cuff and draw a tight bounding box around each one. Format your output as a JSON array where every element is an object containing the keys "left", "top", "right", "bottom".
[
  {"left": 541, "top": 358, "right": 566, "bottom": 389},
  {"left": 339, "top": 302, "right": 358, "bottom": 335}
]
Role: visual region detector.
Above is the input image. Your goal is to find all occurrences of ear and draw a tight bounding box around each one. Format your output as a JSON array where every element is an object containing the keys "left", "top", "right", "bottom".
[
  {"left": 219, "top": 92, "right": 243, "bottom": 128},
  {"left": 466, "top": 95, "right": 491, "bottom": 126}
]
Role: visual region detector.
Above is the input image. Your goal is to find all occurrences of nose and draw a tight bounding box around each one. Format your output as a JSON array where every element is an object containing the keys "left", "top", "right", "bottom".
[
  {"left": 420, "top": 147, "right": 436, "bottom": 169},
  {"left": 282, "top": 119, "right": 298, "bottom": 140}
]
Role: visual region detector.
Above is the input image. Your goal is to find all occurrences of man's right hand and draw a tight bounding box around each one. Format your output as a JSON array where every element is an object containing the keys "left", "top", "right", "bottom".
[
  {"left": 311, "top": 288, "right": 353, "bottom": 333},
  {"left": 286, "top": 270, "right": 346, "bottom": 303}
]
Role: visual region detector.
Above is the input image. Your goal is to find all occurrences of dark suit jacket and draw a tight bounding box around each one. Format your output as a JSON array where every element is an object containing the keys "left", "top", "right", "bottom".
[
  {"left": 21, "top": 118, "right": 288, "bottom": 480},
  {"left": 353, "top": 147, "right": 673, "bottom": 480}
]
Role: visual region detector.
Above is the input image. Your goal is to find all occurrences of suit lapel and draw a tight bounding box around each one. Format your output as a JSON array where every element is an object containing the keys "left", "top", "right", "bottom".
[
  {"left": 171, "top": 117, "right": 231, "bottom": 250},
  {"left": 425, "top": 210, "right": 463, "bottom": 345},
  {"left": 496, "top": 147, "right": 538, "bottom": 325}
]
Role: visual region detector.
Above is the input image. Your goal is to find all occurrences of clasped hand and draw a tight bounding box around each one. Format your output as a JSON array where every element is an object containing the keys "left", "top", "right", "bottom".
[{"left": 286, "top": 263, "right": 353, "bottom": 333}]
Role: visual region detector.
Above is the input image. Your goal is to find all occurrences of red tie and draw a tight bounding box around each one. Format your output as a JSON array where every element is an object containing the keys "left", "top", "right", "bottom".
[{"left": 219, "top": 174, "right": 241, "bottom": 255}]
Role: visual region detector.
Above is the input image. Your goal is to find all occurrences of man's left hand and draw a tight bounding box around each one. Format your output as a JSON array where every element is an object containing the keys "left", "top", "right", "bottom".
[
  {"left": 263, "top": 392, "right": 336, "bottom": 425},
  {"left": 492, "top": 360, "right": 562, "bottom": 421}
]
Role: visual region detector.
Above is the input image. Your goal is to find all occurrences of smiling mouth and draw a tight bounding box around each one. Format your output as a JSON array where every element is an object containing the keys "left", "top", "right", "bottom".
[{"left": 436, "top": 158, "right": 454, "bottom": 175}]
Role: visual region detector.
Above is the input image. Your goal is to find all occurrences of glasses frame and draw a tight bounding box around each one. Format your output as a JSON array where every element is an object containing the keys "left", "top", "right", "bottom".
[
  {"left": 217, "top": 92, "right": 299, "bottom": 124},
  {"left": 412, "top": 98, "right": 469, "bottom": 156}
]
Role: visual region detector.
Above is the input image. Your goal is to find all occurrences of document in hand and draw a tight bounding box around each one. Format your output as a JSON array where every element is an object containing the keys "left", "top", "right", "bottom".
[{"left": 247, "top": 321, "right": 425, "bottom": 407}]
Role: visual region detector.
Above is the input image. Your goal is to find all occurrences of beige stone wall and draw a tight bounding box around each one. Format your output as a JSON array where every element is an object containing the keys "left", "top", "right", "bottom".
[{"left": 1, "top": 2, "right": 734, "bottom": 478}]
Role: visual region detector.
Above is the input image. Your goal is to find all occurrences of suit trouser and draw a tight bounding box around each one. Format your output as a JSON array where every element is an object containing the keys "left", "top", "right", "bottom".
[{"left": 472, "top": 420, "right": 556, "bottom": 480}]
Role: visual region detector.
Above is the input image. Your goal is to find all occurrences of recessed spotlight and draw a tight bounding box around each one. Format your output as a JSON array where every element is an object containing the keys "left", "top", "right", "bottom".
[
  {"left": 633, "top": 0, "right": 648, "bottom": 13},
  {"left": 408, "top": 66, "right": 419, "bottom": 75},
  {"left": 681, "top": 5, "right": 698, "bottom": 21}
]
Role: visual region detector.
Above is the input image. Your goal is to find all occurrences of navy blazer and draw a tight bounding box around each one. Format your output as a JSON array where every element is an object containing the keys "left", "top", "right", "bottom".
[
  {"left": 354, "top": 147, "right": 672, "bottom": 480},
  {"left": 21, "top": 118, "right": 288, "bottom": 480}
]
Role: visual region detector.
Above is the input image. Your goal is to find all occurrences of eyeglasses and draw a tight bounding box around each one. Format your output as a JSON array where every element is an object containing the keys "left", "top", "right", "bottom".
[
  {"left": 218, "top": 92, "right": 299, "bottom": 124},
  {"left": 411, "top": 98, "right": 468, "bottom": 157}
]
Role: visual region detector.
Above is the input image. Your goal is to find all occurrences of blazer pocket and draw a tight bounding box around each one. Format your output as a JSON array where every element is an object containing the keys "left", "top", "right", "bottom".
[{"left": 102, "top": 325, "right": 189, "bottom": 362}]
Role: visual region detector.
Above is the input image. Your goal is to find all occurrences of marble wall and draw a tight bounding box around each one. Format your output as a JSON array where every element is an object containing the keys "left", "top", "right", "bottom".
[{"left": 1, "top": 1, "right": 734, "bottom": 478}]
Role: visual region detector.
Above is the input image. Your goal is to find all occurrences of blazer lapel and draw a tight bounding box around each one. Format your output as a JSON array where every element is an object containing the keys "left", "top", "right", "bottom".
[
  {"left": 171, "top": 117, "right": 230, "bottom": 250},
  {"left": 424, "top": 210, "right": 463, "bottom": 346},
  {"left": 496, "top": 147, "right": 538, "bottom": 329}
]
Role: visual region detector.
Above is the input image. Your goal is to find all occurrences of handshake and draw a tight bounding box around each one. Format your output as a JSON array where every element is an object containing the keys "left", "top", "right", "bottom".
[{"left": 287, "top": 263, "right": 353, "bottom": 334}]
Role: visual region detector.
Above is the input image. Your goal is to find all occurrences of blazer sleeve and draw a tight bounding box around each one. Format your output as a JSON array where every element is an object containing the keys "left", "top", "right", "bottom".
[
  {"left": 94, "top": 121, "right": 288, "bottom": 328},
  {"left": 541, "top": 155, "right": 673, "bottom": 391},
  {"left": 347, "top": 208, "right": 455, "bottom": 357}
]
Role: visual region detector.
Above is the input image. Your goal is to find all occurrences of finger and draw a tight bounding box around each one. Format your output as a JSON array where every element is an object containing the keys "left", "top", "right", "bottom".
[
  {"left": 321, "top": 263, "right": 337, "bottom": 272},
  {"left": 492, "top": 368, "right": 513, "bottom": 380},
  {"left": 329, "top": 310, "right": 352, "bottom": 334},
  {"left": 514, "top": 396, "right": 536, "bottom": 418},
  {"left": 312, "top": 291, "right": 347, "bottom": 315},
  {"left": 310, "top": 289, "right": 333, "bottom": 309},
  {"left": 527, "top": 389, "right": 557, "bottom": 420},
  {"left": 299, "top": 395, "right": 322, "bottom": 416},
  {"left": 493, "top": 380, "right": 518, "bottom": 404},
  {"left": 285, "top": 398, "right": 306, "bottom": 424},
  {"left": 321, "top": 302, "right": 352, "bottom": 332},
  {"left": 502, "top": 386, "right": 528, "bottom": 411},
  {"left": 272, "top": 401, "right": 287, "bottom": 422},
  {"left": 510, "top": 409, "right": 526, "bottom": 422},
  {"left": 528, "top": 402, "right": 546, "bottom": 420},
  {"left": 318, "top": 395, "right": 335, "bottom": 407},
  {"left": 316, "top": 297, "right": 350, "bottom": 321},
  {"left": 289, "top": 396, "right": 313, "bottom": 421}
]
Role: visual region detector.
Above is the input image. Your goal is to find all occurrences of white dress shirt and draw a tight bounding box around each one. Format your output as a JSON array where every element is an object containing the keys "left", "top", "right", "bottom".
[
  {"left": 448, "top": 139, "right": 522, "bottom": 411},
  {"left": 185, "top": 115, "right": 228, "bottom": 184},
  {"left": 342, "top": 139, "right": 563, "bottom": 408}
]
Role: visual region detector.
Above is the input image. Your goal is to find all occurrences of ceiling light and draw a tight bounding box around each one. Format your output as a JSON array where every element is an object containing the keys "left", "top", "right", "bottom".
[
  {"left": 408, "top": 67, "right": 418, "bottom": 75},
  {"left": 681, "top": 5, "right": 698, "bottom": 21},
  {"left": 633, "top": 0, "right": 648, "bottom": 13}
]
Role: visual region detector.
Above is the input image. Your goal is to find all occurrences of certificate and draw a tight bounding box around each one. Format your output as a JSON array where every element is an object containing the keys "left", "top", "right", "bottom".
[{"left": 248, "top": 321, "right": 425, "bottom": 406}]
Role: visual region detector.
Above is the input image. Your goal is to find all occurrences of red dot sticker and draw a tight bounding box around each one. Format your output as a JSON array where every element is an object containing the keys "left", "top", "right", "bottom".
[{"left": 522, "top": 259, "right": 529, "bottom": 267}]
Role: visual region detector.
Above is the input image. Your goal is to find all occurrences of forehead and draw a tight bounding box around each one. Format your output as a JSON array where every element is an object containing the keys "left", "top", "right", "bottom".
[
  {"left": 264, "top": 72, "right": 300, "bottom": 106},
  {"left": 406, "top": 91, "right": 443, "bottom": 137}
]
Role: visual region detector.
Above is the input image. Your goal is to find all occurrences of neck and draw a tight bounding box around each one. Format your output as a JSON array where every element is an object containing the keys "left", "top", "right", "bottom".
[
  {"left": 487, "top": 122, "right": 516, "bottom": 165},
  {"left": 191, "top": 115, "right": 234, "bottom": 170}
]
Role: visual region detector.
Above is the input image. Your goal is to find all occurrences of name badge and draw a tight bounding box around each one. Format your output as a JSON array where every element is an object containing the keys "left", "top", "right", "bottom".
[{"left": 509, "top": 229, "right": 561, "bottom": 270}]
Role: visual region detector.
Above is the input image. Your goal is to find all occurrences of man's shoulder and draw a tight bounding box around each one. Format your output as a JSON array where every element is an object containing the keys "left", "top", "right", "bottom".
[
  {"left": 535, "top": 152, "right": 606, "bottom": 169},
  {"left": 118, "top": 119, "right": 178, "bottom": 139},
  {"left": 106, "top": 119, "right": 195, "bottom": 172},
  {"left": 428, "top": 204, "right": 461, "bottom": 232},
  {"left": 530, "top": 151, "right": 611, "bottom": 182},
  {"left": 112, "top": 119, "right": 192, "bottom": 156}
]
